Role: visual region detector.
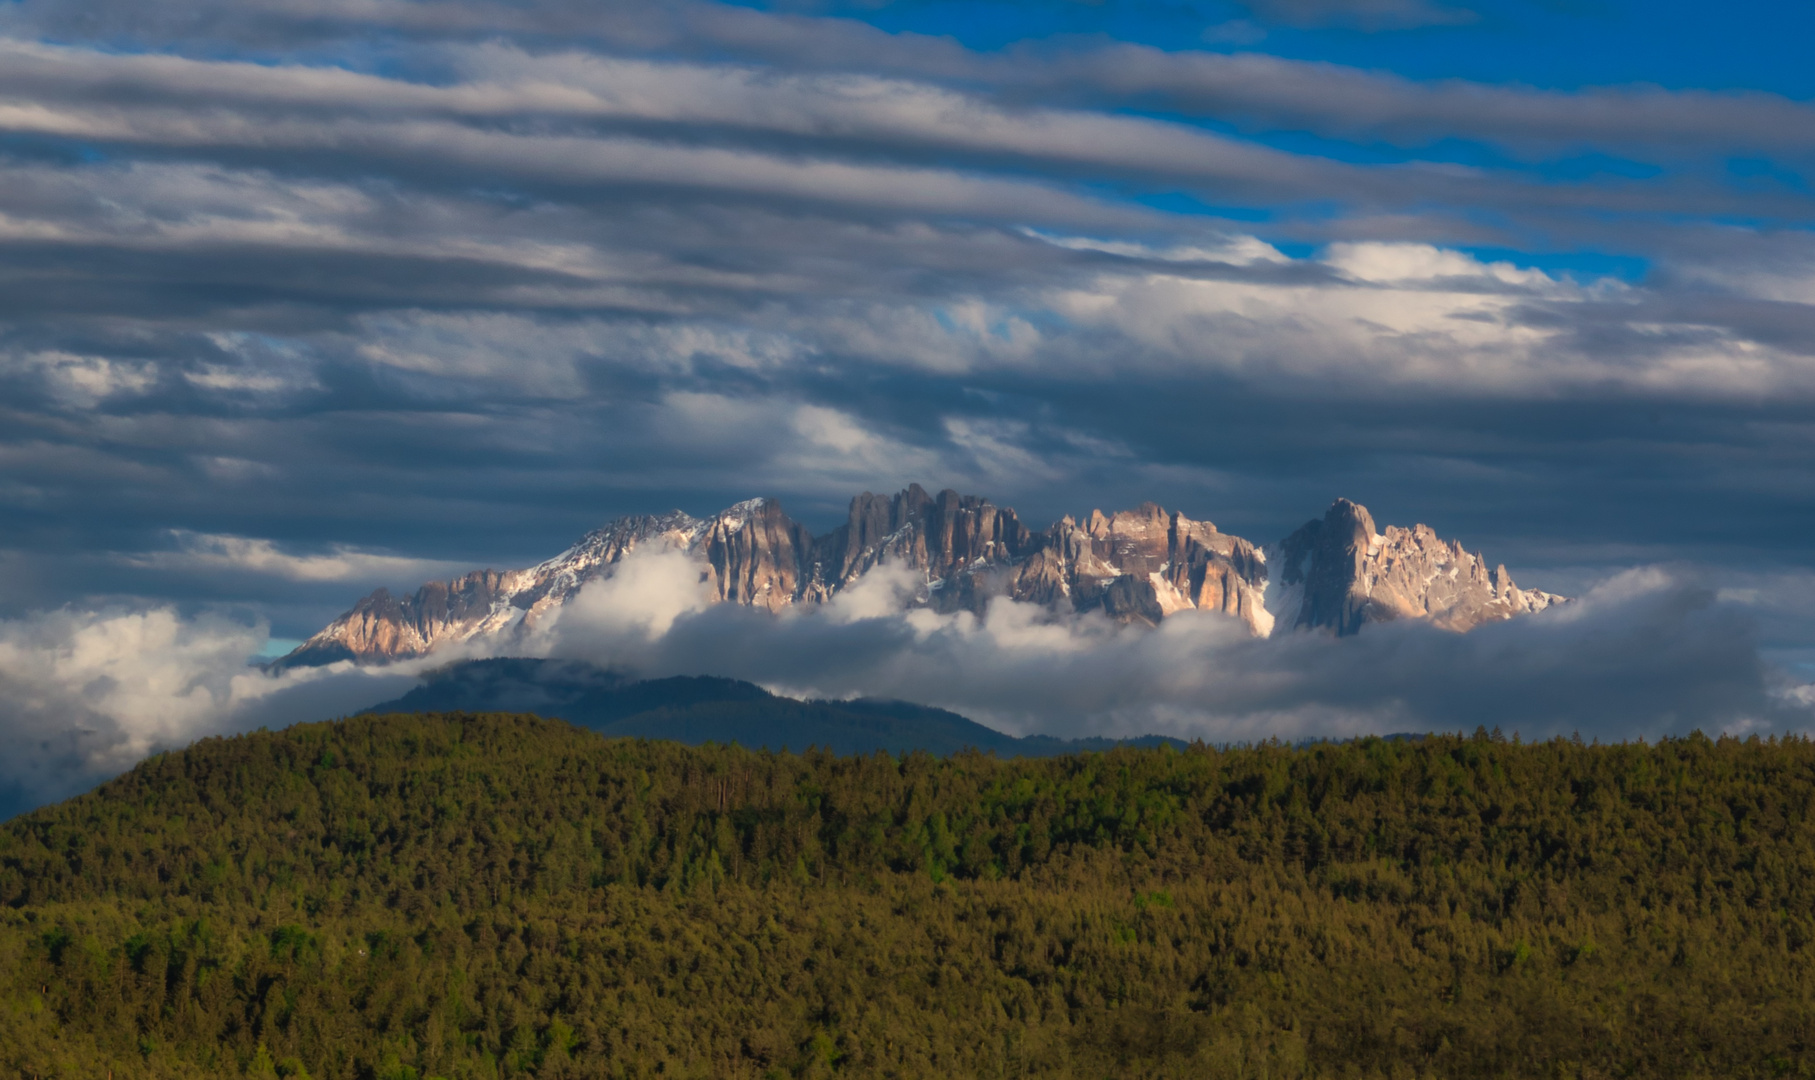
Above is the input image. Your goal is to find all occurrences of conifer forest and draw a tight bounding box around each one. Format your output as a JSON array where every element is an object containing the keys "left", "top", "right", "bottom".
[{"left": 4, "top": 713, "right": 1813, "bottom": 1078}]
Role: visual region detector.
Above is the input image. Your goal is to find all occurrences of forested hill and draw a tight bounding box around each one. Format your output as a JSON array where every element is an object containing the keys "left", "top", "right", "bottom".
[
  {"left": 5, "top": 715, "right": 1815, "bottom": 1079},
  {"left": 358, "top": 657, "right": 1185, "bottom": 757}
]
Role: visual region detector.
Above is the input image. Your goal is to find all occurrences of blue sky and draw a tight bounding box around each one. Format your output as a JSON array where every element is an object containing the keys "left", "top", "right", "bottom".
[{"left": 1, "top": 0, "right": 1815, "bottom": 813}]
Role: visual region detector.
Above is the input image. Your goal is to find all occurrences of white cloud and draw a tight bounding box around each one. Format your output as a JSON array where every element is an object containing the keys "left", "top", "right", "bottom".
[
  {"left": 1030, "top": 230, "right": 1290, "bottom": 266},
  {"left": 940, "top": 417, "right": 1068, "bottom": 487},
  {"left": 345, "top": 312, "right": 814, "bottom": 396},
  {"left": 995, "top": 238, "right": 1815, "bottom": 398},
  {"left": 550, "top": 548, "right": 713, "bottom": 642},
  {"left": 529, "top": 549, "right": 1810, "bottom": 744},
  {"left": 128, "top": 531, "right": 467, "bottom": 584},
  {"left": 4, "top": 553, "right": 1810, "bottom": 817},
  {"left": 819, "top": 562, "right": 923, "bottom": 623},
  {"left": 783, "top": 403, "right": 948, "bottom": 484},
  {"left": 0, "top": 606, "right": 416, "bottom": 814},
  {"left": 0, "top": 98, "right": 1146, "bottom": 228},
  {"left": 4, "top": 350, "right": 159, "bottom": 407},
  {"left": 626, "top": 391, "right": 956, "bottom": 496},
  {"left": 1323, "top": 242, "right": 1558, "bottom": 289}
]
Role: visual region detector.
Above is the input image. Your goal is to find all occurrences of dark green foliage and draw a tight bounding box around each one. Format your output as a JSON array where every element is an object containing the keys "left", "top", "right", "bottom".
[{"left": 3, "top": 713, "right": 1815, "bottom": 1078}]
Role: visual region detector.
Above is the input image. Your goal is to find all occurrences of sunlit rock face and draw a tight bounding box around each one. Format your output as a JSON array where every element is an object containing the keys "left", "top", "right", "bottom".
[
  {"left": 277, "top": 486, "right": 1561, "bottom": 668},
  {"left": 809, "top": 485, "right": 1038, "bottom": 609},
  {"left": 807, "top": 488, "right": 1270, "bottom": 629},
  {"left": 1005, "top": 503, "right": 1271, "bottom": 631},
  {"left": 1267, "top": 498, "right": 1565, "bottom": 637}
]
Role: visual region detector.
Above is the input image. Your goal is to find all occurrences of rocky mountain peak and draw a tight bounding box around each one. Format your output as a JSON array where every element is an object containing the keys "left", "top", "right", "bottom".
[
  {"left": 1270, "top": 499, "right": 1565, "bottom": 637},
  {"left": 1274, "top": 498, "right": 1380, "bottom": 635},
  {"left": 276, "top": 487, "right": 1565, "bottom": 668}
]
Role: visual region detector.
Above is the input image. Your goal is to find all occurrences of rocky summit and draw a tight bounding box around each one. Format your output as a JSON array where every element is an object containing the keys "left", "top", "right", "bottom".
[
  {"left": 1270, "top": 499, "right": 1563, "bottom": 635},
  {"left": 277, "top": 486, "right": 1566, "bottom": 668}
]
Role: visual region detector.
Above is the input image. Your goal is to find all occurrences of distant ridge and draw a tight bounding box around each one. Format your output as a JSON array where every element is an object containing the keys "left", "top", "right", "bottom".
[
  {"left": 282, "top": 485, "right": 1565, "bottom": 669},
  {"left": 362, "top": 657, "right": 1185, "bottom": 758}
]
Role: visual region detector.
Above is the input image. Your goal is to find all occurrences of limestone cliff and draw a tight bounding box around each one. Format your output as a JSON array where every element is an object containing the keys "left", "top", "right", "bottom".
[
  {"left": 277, "top": 487, "right": 1559, "bottom": 667},
  {"left": 1267, "top": 499, "right": 1565, "bottom": 636}
]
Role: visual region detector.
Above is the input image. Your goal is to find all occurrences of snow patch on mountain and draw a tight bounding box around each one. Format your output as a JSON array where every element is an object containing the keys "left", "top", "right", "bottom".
[{"left": 277, "top": 485, "right": 1565, "bottom": 668}]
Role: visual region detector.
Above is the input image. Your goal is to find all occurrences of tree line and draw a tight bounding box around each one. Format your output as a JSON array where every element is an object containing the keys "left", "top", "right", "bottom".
[{"left": 3, "top": 712, "right": 1814, "bottom": 1078}]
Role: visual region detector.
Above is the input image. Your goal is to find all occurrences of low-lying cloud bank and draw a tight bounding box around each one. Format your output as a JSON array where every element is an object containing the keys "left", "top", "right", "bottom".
[
  {"left": 540, "top": 553, "right": 1808, "bottom": 744},
  {"left": 0, "top": 608, "right": 416, "bottom": 819},
  {"left": 1, "top": 552, "right": 1809, "bottom": 819}
]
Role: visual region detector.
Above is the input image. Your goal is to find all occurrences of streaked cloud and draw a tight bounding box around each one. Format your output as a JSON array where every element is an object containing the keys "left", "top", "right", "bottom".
[
  {"left": 126, "top": 531, "right": 469, "bottom": 584},
  {"left": 0, "top": 0, "right": 1812, "bottom": 815}
]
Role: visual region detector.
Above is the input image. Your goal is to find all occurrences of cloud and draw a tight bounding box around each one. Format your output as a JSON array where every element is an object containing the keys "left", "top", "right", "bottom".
[
  {"left": 1, "top": 350, "right": 159, "bottom": 407},
  {"left": 0, "top": 0, "right": 1812, "bottom": 781},
  {"left": 0, "top": 59, "right": 1162, "bottom": 227},
  {"left": 2, "top": 553, "right": 1810, "bottom": 820},
  {"left": 1018, "top": 240, "right": 1815, "bottom": 398},
  {"left": 126, "top": 531, "right": 468, "bottom": 584},
  {"left": 554, "top": 547, "right": 712, "bottom": 639},
  {"left": 1011, "top": 46, "right": 1815, "bottom": 159},
  {"left": 10, "top": 0, "right": 1815, "bottom": 167},
  {"left": 0, "top": 605, "right": 416, "bottom": 818},
  {"left": 1322, "top": 242, "right": 1558, "bottom": 288},
  {"left": 3, "top": 36, "right": 1810, "bottom": 248},
  {"left": 535, "top": 549, "right": 1814, "bottom": 745}
]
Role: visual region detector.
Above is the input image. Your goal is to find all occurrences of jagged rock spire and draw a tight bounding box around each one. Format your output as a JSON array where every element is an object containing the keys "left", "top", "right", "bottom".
[
  {"left": 276, "top": 488, "right": 1563, "bottom": 668},
  {"left": 1271, "top": 498, "right": 1564, "bottom": 636}
]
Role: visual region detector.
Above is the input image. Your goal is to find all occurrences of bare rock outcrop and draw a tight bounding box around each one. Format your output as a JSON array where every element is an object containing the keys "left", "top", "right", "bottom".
[
  {"left": 277, "top": 487, "right": 1559, "bottom": 668},
  {"left": 1268, "top": 498, "right": 1564, "bottom": 636},
  {"left": 809, "top": 485, "right": 1036, "bottom": 606}
]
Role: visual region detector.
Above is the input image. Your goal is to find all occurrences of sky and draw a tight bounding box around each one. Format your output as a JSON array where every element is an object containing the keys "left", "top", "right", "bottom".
[{"left": 4, "top": 0, "right": 1815, "bottom": 814}]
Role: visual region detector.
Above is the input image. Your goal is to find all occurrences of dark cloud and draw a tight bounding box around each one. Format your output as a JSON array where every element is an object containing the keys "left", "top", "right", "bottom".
[
  {"left": 0, "top": 0, "right": 1812, "bottom": 817},
  {"left": 10, "top": 3, "right": 1815, "bottom": 166},
  {"left": 978, "top": 47, "right": 1815, "bottom": 160}
]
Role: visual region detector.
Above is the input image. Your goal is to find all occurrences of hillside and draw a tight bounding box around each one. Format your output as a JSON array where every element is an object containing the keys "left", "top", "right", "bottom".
[
  {"left": 4, "top": 715, "right": 1815, "bottom": 1078},
  {"left": 359, "top": 657, "right": 1183, "bottom": 758}
]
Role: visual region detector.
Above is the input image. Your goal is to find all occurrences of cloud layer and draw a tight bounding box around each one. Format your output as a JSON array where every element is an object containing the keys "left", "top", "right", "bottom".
[
  {"left": 538, "top": 553, "right": 1809, "bottom": 743},
  {"left": 1, "top": 0, "right": 1814, "bottom": 811},
  {"left": 4, "top": 551, "right": 1807, "bottom": 819},
  {"left": 0, "top": 606, "right": 416, "bottom": 817}
]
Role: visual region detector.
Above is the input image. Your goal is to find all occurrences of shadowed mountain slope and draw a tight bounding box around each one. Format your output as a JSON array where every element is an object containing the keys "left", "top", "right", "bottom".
[{"left": 363, "top": 657, "right": 1181, "bottom": 757}]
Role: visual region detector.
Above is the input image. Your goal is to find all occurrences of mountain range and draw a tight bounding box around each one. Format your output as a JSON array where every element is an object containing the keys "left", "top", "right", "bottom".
[{"left": 278, "top": 485, "right": 1565, "bottom": 668}]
